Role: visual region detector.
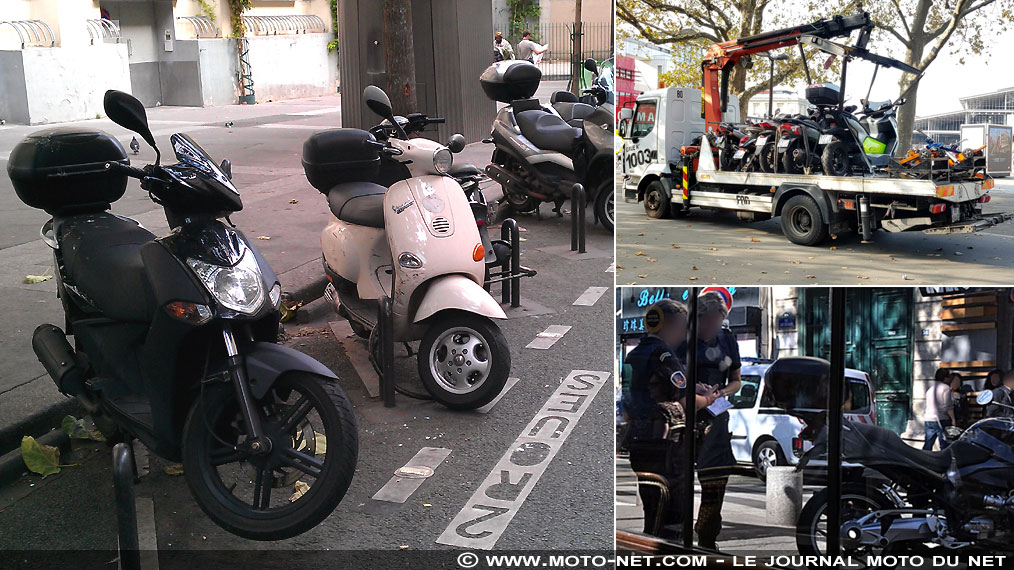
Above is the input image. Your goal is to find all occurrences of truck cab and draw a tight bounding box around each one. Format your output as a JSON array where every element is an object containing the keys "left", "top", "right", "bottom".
[{"left": 620, "top": 87, "right": 739, "bottom": 208}]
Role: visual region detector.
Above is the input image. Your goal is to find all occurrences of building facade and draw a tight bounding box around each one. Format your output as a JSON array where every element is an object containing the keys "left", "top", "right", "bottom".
[
  {"left": 0, "top": 0, "right": 336, "bottom": 124},
  {"left": 746, "top": 88, "right": 808, "bottom": 120},
  {"left": 913, "top": 86, "right": 1014, "bottom": 146}
]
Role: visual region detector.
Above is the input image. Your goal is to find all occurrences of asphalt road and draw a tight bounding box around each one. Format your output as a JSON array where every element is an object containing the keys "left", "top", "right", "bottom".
[
  {"left": 615, "top": 179, "right": 1014, "bottom": 285},
  {"left": 0, "top": 83, "right": 617, "bottom": 557}
]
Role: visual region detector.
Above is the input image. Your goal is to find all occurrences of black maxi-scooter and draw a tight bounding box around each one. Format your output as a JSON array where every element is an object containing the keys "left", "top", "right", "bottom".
[{"left": 7, "top": 90, "right": 358, "bottom": 540}]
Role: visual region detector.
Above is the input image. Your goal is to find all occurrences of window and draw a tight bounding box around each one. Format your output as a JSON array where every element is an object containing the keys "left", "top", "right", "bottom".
[
  {"left": 730, "top": 374, "right": 761, "bottom": 409},
  {"left": 845, "top": 378, "right": 872, "bottom": 414},
  {"left": 630, "top": 100, "right": 657, "bottom": 138}
]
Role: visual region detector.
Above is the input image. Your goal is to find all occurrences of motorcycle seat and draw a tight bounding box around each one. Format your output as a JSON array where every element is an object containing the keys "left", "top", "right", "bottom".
[
  {"left": 58, "top": 212, "right": 155, "bottom": 322},
  {"left": 550, "top": 91, "right": 579, "bottom": 104},
  {"left": 515, "top": 110, "right": 582, "bottom": 154},
  {"left": 327, "top": 182, "right": 387, "bottom": 228},
  {"left": 450, "top": 163, "right": 482, "bottom": 177},
  {"left": 845, "top": 420, "right": 988, "bottom": 473},
  {"left": 554, "top": 102, "right": 596, "bottom": 128}
]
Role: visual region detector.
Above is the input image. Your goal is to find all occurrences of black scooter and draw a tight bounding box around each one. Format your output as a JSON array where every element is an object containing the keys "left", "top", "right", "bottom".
[{"left": 8, "top": 90, "right": 358, "bottom": 540}]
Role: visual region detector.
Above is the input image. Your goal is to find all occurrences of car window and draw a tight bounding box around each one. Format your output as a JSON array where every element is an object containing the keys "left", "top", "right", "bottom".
[
  {"left": 631, "top": 100, "right": 657, "bottom": 138},
  {"left": 845, "top": 378, "right": 872, "bottom": 414},
  {"left": 730, "top": 374, "right": 761, "bottom": 409}
]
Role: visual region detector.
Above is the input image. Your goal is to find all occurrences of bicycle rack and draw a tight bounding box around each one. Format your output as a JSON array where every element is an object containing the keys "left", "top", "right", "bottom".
[
  {"left": 378, "top": 297, "right": 396, "bottom": 408},
  {"left": 112, "top": 442, "right": 141, "bottom": 570},
  {"left": 85, "top": 18, "right": 120, "bottom": 45},
  {"left": 176, "top": 16, "right": 219, "bottom": 39},
  {"left": 0, "top": 20, "right": 55, "bottom": 49},
  {"left": 570, "top": 183, "right": 587, "bottom": 253},
  {"left": 483, "top": 218, "right": 536, "bottom": 308},
  {"left": 242, "top": 15, "right": 326, "bottom": 36}
]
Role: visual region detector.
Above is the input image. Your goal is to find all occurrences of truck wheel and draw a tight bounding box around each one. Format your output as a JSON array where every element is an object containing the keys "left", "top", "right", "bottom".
[
  {"left": 643, "top": 181, "right": 671, "bottom": 219},
  {"left": 781, "top": 195, "right": 829, "bottom": 246},
  {"left": 821, "top": 141, "right": 851, "bottom": 176}
]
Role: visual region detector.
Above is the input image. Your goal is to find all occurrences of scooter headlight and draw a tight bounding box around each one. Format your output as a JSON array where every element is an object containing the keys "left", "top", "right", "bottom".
[
  {"left": 433, "top": 147, "right": 453, "bottom": 174},
  {"left": 187, "top": 250, "right": 266, "bottom": 315}
]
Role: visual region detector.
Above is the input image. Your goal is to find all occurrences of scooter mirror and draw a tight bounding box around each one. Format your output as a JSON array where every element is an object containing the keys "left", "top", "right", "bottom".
[
  {"left": 104, "top": 90, "right": 157, "bottom": 153},
  {"left": 977, "top": 390, "right": 994, "bottom": 406},
  {"left": 363, "top": 85, "right": 394, "bottom": 119},
  {"left": 447, "top": 133, "right": 466, "bottom": 154},
  {"left": 584, "top": 58, "right": 597, "bottom": 74},
  {"left": 220, "top": 159, "right": 233, "bottom": 180}
]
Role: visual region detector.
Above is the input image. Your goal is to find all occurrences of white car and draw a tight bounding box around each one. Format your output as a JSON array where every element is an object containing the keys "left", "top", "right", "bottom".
[{"left": 726, "top": 358, "right": 877, "bottom": 480}]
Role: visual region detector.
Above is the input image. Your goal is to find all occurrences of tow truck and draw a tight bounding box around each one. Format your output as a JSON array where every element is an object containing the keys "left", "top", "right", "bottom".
[{"left": 620, "top": 13, "right": 1010, "bottom": 246}]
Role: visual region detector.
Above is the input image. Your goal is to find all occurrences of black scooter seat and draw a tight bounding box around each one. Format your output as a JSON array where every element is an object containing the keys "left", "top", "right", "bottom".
[
  {"left": 515, "top": 110, "right": 582, "bottom": 154},
  {"left": 553, "top": 102, "right": 596, "bottom": 127},
  {"left": 59, "top": 212, "right": 155, "bottom": 322},
  {"left": 327, "top": 182, "right": 387, "bottom": 228}
]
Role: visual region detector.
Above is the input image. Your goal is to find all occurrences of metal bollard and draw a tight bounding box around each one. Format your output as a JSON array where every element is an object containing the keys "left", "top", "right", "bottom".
[
  {"left": 766, "top": 465, "right": 803, "bottom": 526},
  {"left": 378, "top": 296, "right": 395, "bottom": 408},
  {"left": 502, "top": 218, "right": 521, "bottom": 308},
  {"left": 112, "top": 442, "right": 140, "bottom": 570},
  {"left": 571, "top": 183, "right": 586, "bottom": 253}
]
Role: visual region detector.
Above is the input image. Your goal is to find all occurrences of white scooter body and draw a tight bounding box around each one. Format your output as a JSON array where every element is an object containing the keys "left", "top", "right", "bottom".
[{"left": 322, "top": 136, "right": 506, "bottom": 342}]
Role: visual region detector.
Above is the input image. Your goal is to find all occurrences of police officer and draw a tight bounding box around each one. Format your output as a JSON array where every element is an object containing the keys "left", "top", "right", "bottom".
[
  {"left": 677, "top": 290, "right": 740, "bottom": 551},
  {"left": 624, "top": 298, "right": 715, "bottom": 539}
]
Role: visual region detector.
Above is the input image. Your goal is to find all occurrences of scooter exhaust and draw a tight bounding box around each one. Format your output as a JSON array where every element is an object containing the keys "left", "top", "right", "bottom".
[{"left": 32, "top": 324, "right": 87, "bottom": 396}]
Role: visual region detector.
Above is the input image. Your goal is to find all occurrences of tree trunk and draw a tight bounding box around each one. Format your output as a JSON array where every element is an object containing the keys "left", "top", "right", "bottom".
[
  {"left": 895, "top": 39, "right": 926, "bottom": 155},
  {"left": 572, "top": 0, "right": 583, "bottom": 96},
  {"left": 382, "top": 0, "right": 417, "bottom": 114}
]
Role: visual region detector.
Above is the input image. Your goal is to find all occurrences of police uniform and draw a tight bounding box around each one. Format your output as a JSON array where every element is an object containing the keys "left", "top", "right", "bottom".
[
  {"left": 677, "top": 326, "right": 740, "bottom": 549},
  {"left": 624, "top": 333, "right": 687, "bottom": 539}
]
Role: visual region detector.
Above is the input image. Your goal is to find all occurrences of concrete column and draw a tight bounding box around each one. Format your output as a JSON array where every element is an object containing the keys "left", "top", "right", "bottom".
[{"left": 766, "top": 466, "right": 803, "bottom": 527}]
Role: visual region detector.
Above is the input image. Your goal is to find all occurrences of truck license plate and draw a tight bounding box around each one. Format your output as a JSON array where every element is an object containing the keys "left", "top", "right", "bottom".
[
  {"left": 819, "top": 134, "right": 833, "bottom": 144},
  {"left": 734, "top": 149, "right": 746, "bottom": 159},
  {"left": 777, "top": 137, "right": 791, "bottom": 148},
  {"left": 756, "top": 136, "right": 767, "bottom": 146}
]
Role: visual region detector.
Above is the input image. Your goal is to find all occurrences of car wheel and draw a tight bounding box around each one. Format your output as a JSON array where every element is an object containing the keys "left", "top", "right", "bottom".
[{"left": 753, "top": 439, "right": 786, "bottom": 481}]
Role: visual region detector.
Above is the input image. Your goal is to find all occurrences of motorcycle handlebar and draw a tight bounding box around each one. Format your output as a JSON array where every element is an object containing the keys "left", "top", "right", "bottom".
[{"left": 104, "top": 161, "right": 148, "bottom": 180}]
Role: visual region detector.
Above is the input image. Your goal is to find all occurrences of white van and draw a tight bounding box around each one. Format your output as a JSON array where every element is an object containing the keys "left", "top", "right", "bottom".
[{"left": 727, "top": 358, "right": 876, "bottom": 480}]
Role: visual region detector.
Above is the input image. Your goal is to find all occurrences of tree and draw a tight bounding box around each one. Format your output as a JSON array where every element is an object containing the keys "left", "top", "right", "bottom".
[
  {"left": 617, "top": 0, "right": 848, "bottom": 120},
  {"left": 382, "top": 0, "right": 417, "bottom": 114},
  {"left": 834, "top": 0, "right": 1014, "bottom": 153}
]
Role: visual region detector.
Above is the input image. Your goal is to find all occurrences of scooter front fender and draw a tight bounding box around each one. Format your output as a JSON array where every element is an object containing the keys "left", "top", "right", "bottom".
[
  {"left": 413, "top": 274, "right": 507, "bottom": 323},
  {"left": 244, "top": 341, "right": 338, "bottom": 400}
]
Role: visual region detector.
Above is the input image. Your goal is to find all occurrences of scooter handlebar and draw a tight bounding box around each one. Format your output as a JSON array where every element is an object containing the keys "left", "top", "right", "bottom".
[{"left": 104, "top": 161, "right": 149, "bottom": 180}]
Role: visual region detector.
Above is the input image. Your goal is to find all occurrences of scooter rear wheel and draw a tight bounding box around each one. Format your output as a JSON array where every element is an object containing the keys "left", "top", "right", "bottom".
[
  {"left": 182, "top": 372, "right": 358, "bottom": 540},
  {"left": 418, "top": 311, "right": 510, "bottom": 410}
]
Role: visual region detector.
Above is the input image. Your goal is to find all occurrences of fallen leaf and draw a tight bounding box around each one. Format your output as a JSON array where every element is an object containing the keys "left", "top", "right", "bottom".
[
  {"left": 750, "top": 237, "right": 761, "bottom": 242},
  {"left": 290, "top": 480, "right": 310, "bottom": 502},
  {"left": 790, "top": 260, "right": 801, "bottom": 265},
  {"left": 634, "top": 251, "right": 646, "bottom": 256},
  {"left": 163, "top": 463, "right": 184, "bottom": 476},
  {"left": 313, "top": 432, "right": 327, "bottom": 455},
  {"left": 21, "top": 436, "right": 61, "bottom": 477},
  {"left": 423, "top": 503, "right": 432, "bottom": 508},
  {"left": 692, "top": 266, "right": 698, "bottom": 270},
  {"left": 829, "top": 246, "right": 838, "bottom": 251},
  {"left": 289, "top": 199, "right": 299, "bottom": 204},
  {"left": 638, "top": 274, "right": 648, "bottom": 278},
  {"left": 518, "top": 237, "right": 527, "bottom": 242},
  {"left": 689, "top": 276, "right": 699, "bottom": 281},
  {"left": 806, "top": 274, "right": 816, "bottom": 279},
  {"left": 857, "top": 275, "right": 870, "bottom": 280},
  {"left": 399, "top": 546, "right": 409, "bottom": 550},
  {"left": 646, "top": 258, "right": 657, "bottom": 262},
  {"left": 256, "top": 235, "right": 272, "bottom": 240},
  {"left": 61, "top": 415, "right": 93, "bottom": 440},
  {"left": 637, "top": 233, "right": 645, "bottom": 236},
  {"left": 616, "top": 265, "right": 624, "bottom": 269},
  {"left": 671, "top": 244, "right": 680, "bottom": 249},
  {"left": 709, "top": 247, "right": 718, "bottom": 251},
  {"left": 24, "top": 274, "right": 52, "bottom": 284}
]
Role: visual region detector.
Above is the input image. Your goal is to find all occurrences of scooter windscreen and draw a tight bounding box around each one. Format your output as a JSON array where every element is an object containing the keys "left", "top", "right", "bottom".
[{"left": 171, "top": 134, "right": 238, "bottom": 196}]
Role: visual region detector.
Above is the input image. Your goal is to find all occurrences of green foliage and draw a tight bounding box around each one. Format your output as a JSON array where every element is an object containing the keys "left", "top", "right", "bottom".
[
  {"left": 507, "top": 0, "right": 541, "bottom": 40},
  {"left": 328, "top": 0, "right": 339, "bottom": 54},
  {"left": 226, "top": 0, "right": 251, "bottom": 38},
  {"left": 20, "top": 436, "right": 61, "bottom": 477},
  {"left": 198, "top": 0, "right": 217, "bottom": 23}
]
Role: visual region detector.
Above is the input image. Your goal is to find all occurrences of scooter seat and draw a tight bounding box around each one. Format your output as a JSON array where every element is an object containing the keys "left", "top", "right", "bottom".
[
  {"left": 58, "top": 212, "right": 155, "bottom": 322},
  {"left": 550, "top": 91, "right": 579, "bottom": 104},
  {"left": 450, "top": 163, "right": 482, "bottom": 176},
  {"left": 327, "top": 182, "right": 387, "bottom": 228},
  {"left": 553, "top": 102, "right": 596, "bottom": 127},
  {"left": 515, "top": 110, "right": 582, "bottom": 153}
]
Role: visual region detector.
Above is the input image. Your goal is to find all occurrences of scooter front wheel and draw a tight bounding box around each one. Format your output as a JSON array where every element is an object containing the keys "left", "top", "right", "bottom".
[
  {"left": 418, "top": 311, "right": 511, "bottom": 410},
  {"left": 181, "top": 372, "right": 358, "bottom": 540}
]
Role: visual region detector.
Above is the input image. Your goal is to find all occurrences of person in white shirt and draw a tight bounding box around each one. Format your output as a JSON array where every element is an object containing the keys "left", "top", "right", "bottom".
[
  {"left": 923, "top": 367, "right": 956, "bottom": 450},
  {"left": 516, "top": 30, "right": 549, "bottom": 63}
]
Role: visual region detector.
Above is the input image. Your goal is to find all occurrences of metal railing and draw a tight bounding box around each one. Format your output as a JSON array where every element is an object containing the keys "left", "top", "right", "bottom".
[
  {"left": 176, "top": 16, "right": 220, "bottom": 38},
  {"left": 85, "top": 18, "right": 121, "bottom": 44},
  {"left": 505, "top": 22, "right": 612, "bottom": 80},
  {"left": 0, "top": 19, "right": 55, "bottom": 48},
  {"left": 242, "top": 15, "right": 326, "bottom": 36}
]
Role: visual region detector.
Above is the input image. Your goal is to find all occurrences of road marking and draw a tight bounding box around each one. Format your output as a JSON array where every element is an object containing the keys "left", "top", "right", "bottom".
[
  {"left": 436, "top": 370, "right": 609, "bottom": 549},
  {"left": 606, "top": 262, "right": 615, "bottom": 272},
  {"left": 475, "top": 376, "right": 521, "bottom": 414},
  {"left": 135, "top": 496, "right": 159, "bottom": 568},
  {"left": 255, "top": 123, "right": 330, "bottom": 130},
  {"left": 978, "top": 232, "right": 1014, "bottom": 240},
  {"left": 524, "top": 325, "right": 571, "bottom": 349},
  {"left": 372, "top": 447, "right": 452, "bottom": 503},
  {"left": 573, "top": 286, "right": 608, "bottom": 306},
  {"left": 329, "top": 321, "right": 380, "bottom": 398},
  {"left": 286, "top": 108, "right": 340, "bottom": 116}
]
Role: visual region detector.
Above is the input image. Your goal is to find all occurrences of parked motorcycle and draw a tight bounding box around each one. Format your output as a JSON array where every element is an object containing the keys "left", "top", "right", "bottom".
[
  {"left": 307, "top": 86, "right": 511, "bottom": 410},
  {"left": 9, "top": 90, "right": 358, "bottom": 540},
  {"left": 481, "top": 59, "right": 615, "bottom": 231},
  {"left": 820, "top": 95, "right": 905, "bottom": 176},
  {"left": 763, "top": 358, "right": 1014, "bottom": 558}
]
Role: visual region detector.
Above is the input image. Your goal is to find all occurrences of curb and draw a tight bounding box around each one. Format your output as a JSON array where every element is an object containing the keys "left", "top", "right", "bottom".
[
  {"left": 0, "top": 258, "right": 328, "bottom": 466},
  {"left": 0, "top": 428, "right": 72, "bottom": 487}
]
